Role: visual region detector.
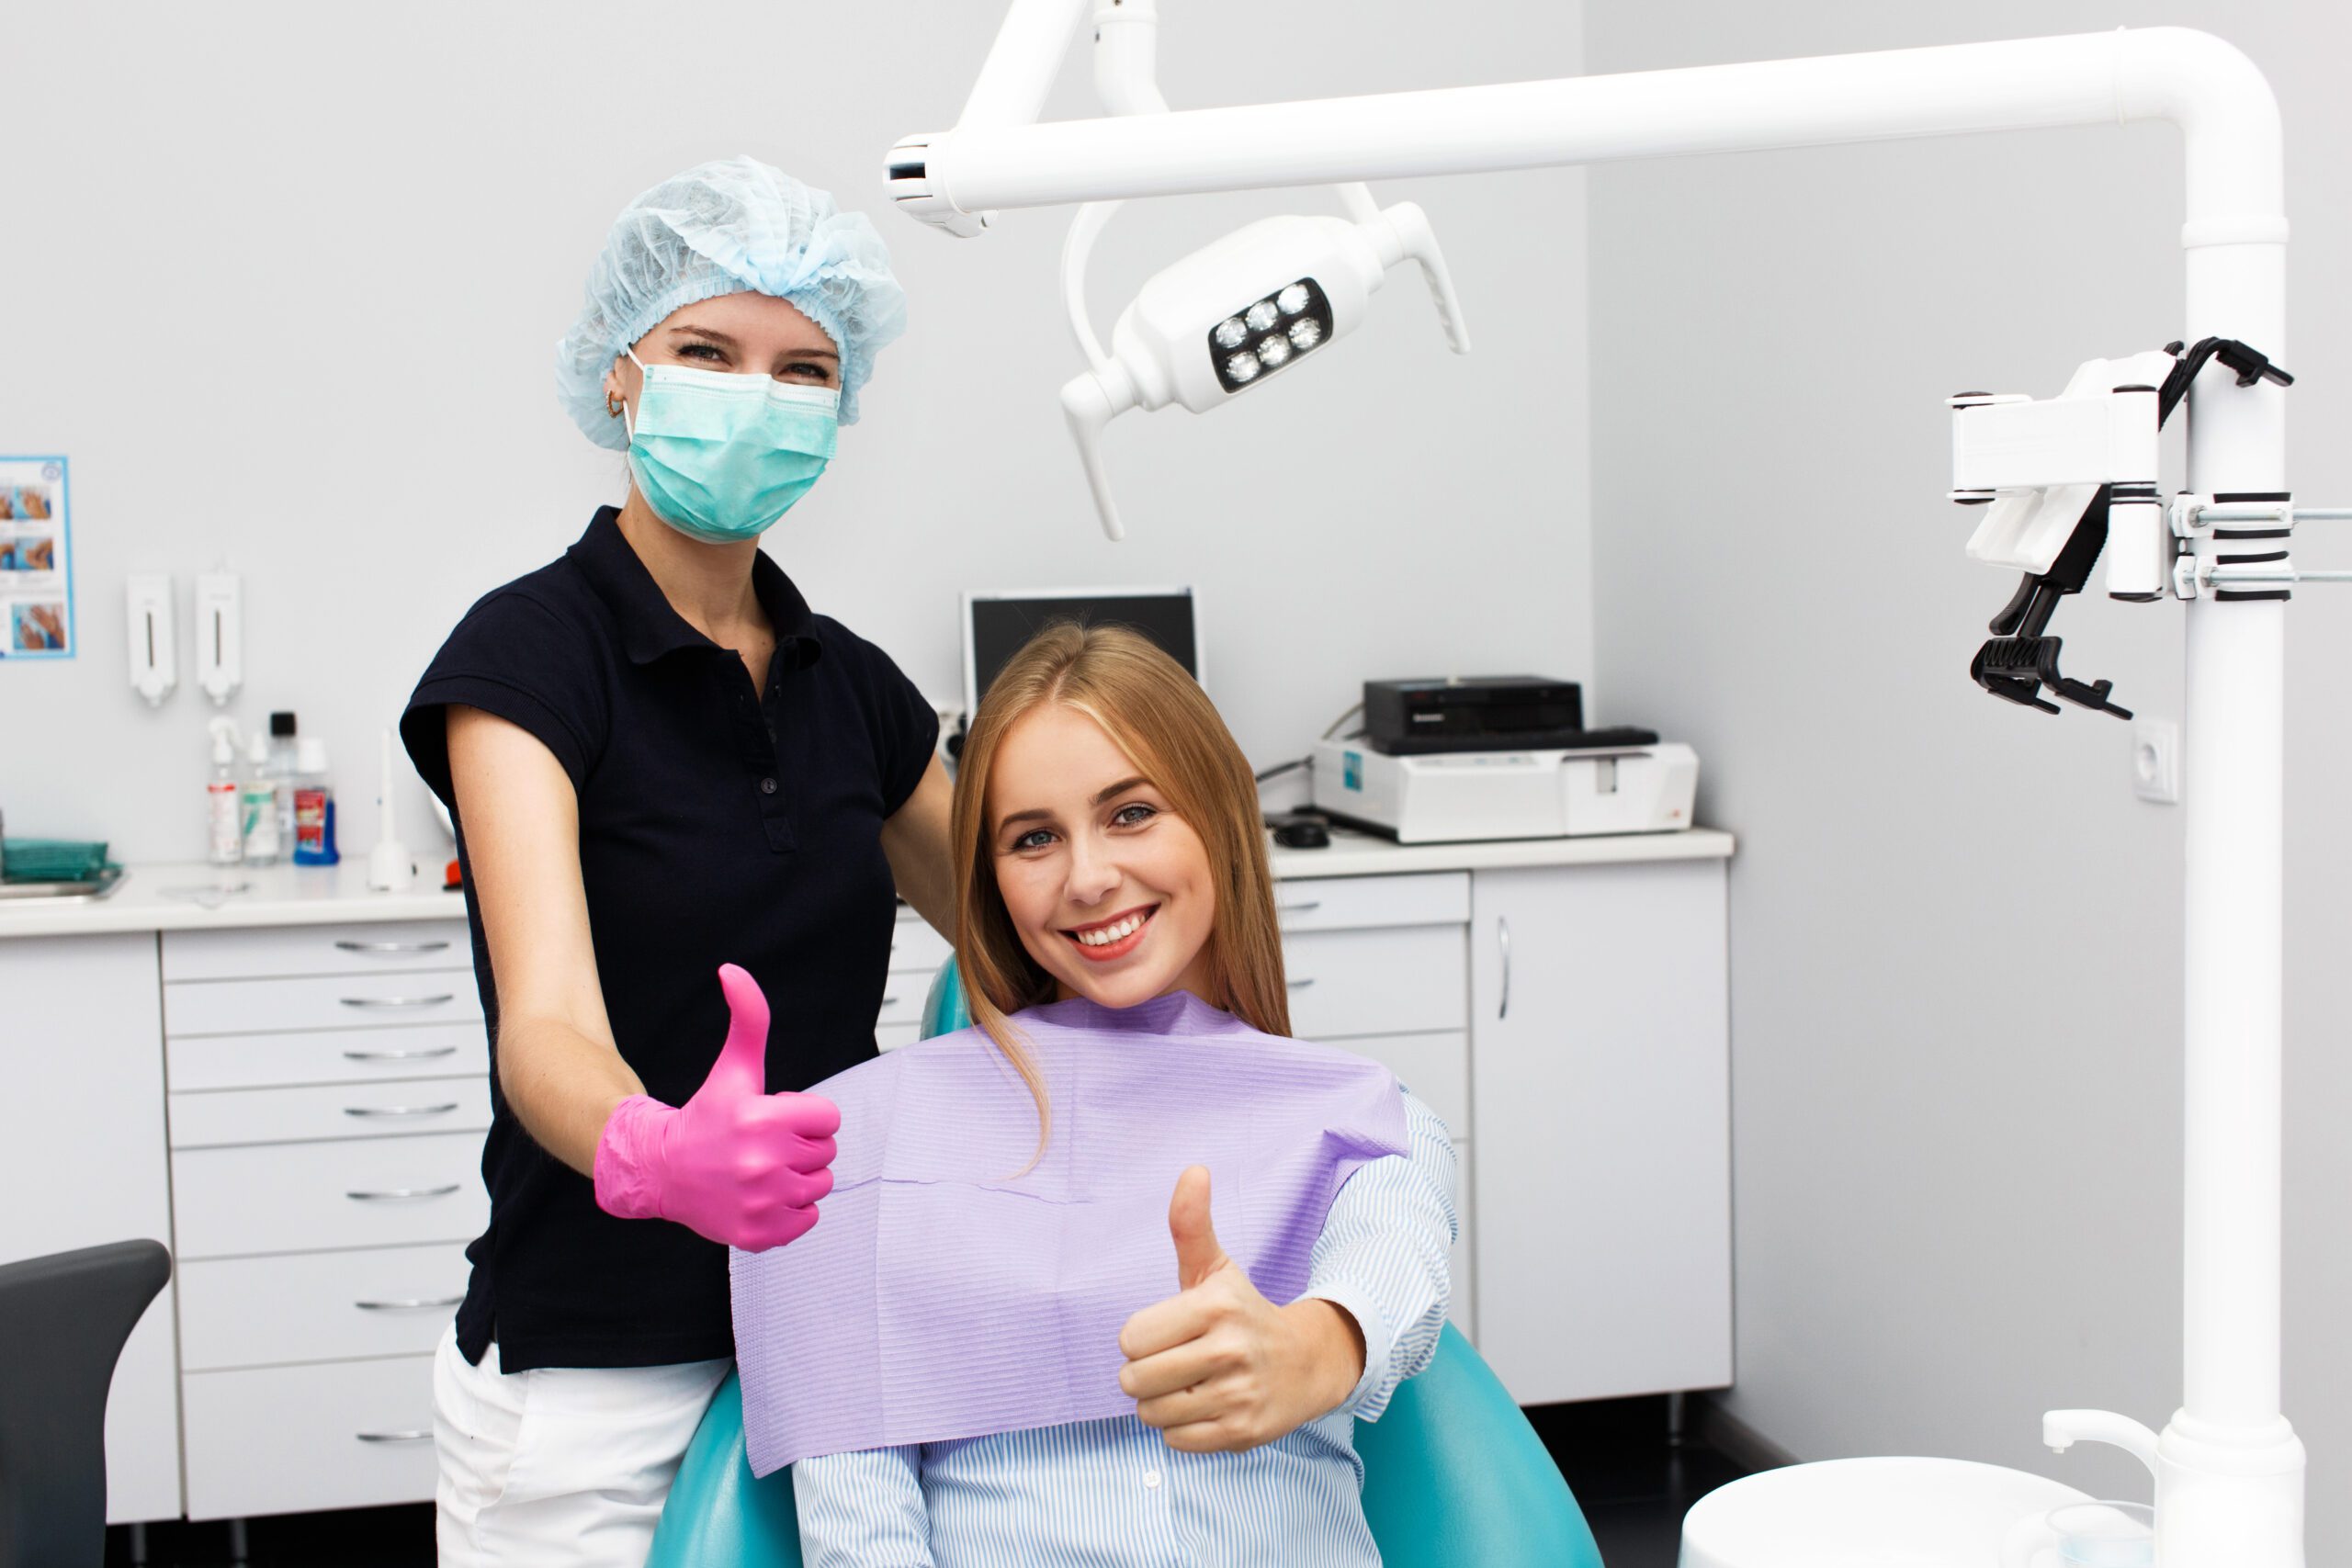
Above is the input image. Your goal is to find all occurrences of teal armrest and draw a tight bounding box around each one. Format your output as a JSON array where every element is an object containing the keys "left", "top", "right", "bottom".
[
  {"left": 644, "top": 1371, "right": 802, "bottom": 1568},
  {"left": 1357, "top": 1324, "right": 1605, "bottom": 1568}
]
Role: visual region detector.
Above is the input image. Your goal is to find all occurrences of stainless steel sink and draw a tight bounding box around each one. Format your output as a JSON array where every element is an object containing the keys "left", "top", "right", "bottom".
[{"left": 0, "top": 866, "right": 128, "bottom": 901}]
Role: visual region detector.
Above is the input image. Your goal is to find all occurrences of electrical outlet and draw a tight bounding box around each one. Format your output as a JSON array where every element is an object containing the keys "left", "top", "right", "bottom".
[{"left": 2133, "top": 718, "right": 2180, "bottom": 805}]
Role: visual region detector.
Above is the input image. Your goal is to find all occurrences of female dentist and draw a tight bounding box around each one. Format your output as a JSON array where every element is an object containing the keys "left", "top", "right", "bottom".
[{"left": 400, "top": 157, "right": 954, "bottom": 1567}]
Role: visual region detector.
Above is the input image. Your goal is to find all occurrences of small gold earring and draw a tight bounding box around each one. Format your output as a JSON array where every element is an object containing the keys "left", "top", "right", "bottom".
[{"left": 606, "top": 391, "right": 624, "bottom": 417}]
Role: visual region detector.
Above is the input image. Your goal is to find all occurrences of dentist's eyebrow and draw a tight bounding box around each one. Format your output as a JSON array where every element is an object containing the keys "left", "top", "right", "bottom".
[{"left": 668, "top": 325, "right": 740, "bottom": 347}]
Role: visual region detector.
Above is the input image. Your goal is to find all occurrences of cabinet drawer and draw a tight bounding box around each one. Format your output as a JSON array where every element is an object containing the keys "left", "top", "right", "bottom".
[
  {"left": 180, "top": 1245, "right": 469, "bottom": 1371},
  {"left": 1330, "top": 1031, "right": 1468, "bottom": 1143},
  {"left": 1273, "top": 873, "right": 1469, "bottom": 933},
  {"left": 166, "top": 970, "right": 481, "bottom": 1037},
  {"left": 889, "top": 915, "right": 952, "bottom": 976},
  {"left": 182, "top": 1356, "right": 437, "bottom": 1519},
  {"left": 167, "top": 1022, "right": 489, "bottom": 1092},
  {"left": 170, "top": 1077, "right": 492, "bottom": 1150},
  {"left": 876, "top": 977, "right": 930, "bottom": 1032},
  {"left": 173, "top": 1134, "right": 486, "bottom": 1259},
  {"left": 164, "top": 920, "right": 470, "bottom": 982},
  {"left": 876, "top": 1022, "right": 921, "bottom": 1054},
  {"left": 1283, "top": 926, "right": 1466, "bottom": 1040}
]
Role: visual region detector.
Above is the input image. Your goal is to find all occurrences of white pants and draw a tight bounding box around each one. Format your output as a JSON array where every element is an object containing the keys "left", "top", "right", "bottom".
[{"left": 432, "top": 1322, "right": 731, "bottom": 1568}]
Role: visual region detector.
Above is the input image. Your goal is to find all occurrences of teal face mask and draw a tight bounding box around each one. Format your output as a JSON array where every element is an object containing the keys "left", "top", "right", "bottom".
[{"left": 622, "top": 349, "right": 840, "bottom": 544}]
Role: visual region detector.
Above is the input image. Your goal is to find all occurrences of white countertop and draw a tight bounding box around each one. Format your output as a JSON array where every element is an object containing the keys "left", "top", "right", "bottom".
[
  {"left": 1268, "top": 824, "right": 1734, "bottom": 879},
  {"left": 0, "top": 858, "right": 467, "bottom": 940},
  {"left": 0, "top": 827, "right": 1734, "bottom": 941}
]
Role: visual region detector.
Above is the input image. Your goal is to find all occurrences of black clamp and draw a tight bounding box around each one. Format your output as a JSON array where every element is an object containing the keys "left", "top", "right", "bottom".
[
  {"left": 1970, "top": 486, "right": 2131, "bottom": 717},
  {"left": 1965, "top": 337, "right": 2291, "bottom": 719}
]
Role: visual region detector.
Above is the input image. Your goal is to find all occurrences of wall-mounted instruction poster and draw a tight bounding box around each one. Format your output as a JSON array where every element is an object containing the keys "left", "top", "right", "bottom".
[{"left": 0, "top": 457, "right": 73, "bottom": 660}]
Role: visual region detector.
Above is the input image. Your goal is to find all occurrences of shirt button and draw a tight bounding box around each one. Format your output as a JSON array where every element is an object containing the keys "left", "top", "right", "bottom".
[
  {"left": 760, "top": 777, "right": 778, "bottom": 795},
  {"left": 1142, "top": 1470, "right": 1162, "bottom": 1490}
]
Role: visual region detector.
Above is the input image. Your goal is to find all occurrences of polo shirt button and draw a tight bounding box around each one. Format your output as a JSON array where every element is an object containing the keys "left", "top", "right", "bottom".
[
  {"left": 760, "top": 777, "right": 778, "bottom": 795},
  {"left": 1142, "top": 1470, "right": 1161, "bottom": 1490}
]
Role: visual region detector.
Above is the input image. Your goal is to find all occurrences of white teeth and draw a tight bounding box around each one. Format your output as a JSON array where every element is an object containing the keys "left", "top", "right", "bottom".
[{"left": 1076, "top": 911, "right": 1147, "bottom": 947}]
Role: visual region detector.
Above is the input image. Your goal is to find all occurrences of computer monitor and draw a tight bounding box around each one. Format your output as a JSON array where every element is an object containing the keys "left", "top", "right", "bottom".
[{"left": 962, "top": 586, "right": 1202, "bottom": 720}]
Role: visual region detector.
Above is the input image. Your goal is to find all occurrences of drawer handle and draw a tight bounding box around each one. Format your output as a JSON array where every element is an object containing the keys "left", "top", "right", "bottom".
[
  {"left": 342, "top": 1044, "right": 459, "bottom": 1063},
  {"left": 1276, "top": 899, "right": 1323, "bottom": 915},
  {"left": 345, "top": 1102, "right": 462, "bottom": 1119},
  {"left": 335, "top": 939, "right": 452, "bottom": 955},
  {"left": 1498, "top": 916, "right": 1512, "bottom": 1021},
  {"left": 879, "top": 995, "right": 900, "bottom": 1007},
  {"left": 347, "top": 1185, "right": 462, "bottom": 1201},
  {"left": 1287, "top": 976, "right": 1317, "bottom": 990},
  {"left": 356, "top": 1430, "right": 434, "bottom": 1444},
  {"left": 355, "top": 1295, "right": 466, "bottom": 1312},
  {"left": 340, "top": 994, "right": 456, "bottom": 1010}
]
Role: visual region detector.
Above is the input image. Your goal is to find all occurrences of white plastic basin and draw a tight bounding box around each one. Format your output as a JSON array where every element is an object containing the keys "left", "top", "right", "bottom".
[{"left": 1679, "top": 1457, "right": 2092, "bottom": 1568}]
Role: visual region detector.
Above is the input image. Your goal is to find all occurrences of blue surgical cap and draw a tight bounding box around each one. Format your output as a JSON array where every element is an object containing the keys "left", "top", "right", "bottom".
[{"left": 557, "top": 156, "right": 907, "bottom": 446}]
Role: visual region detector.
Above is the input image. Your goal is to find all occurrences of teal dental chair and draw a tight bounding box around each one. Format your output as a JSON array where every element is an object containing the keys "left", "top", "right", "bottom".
[{"left": 644, "top": 963, "right": 1602, "bottom": 1568}]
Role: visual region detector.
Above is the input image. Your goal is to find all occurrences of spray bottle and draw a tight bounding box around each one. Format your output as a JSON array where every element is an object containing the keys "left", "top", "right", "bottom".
[{"left": 205, "top": 717, "right": 243, "bottom": 865}]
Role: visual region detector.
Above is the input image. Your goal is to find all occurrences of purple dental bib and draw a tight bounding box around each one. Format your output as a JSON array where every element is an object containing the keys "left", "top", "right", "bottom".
[{"left": 729, "top": 990, "right": 1408, "bottom": 1474}]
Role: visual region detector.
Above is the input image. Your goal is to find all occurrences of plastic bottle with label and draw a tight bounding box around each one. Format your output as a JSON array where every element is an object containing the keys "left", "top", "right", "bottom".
[
  {"left": 291, "top": 737, "right": 340, "bottom": 866},
  {"left": 206, "top": 718, "right": 243, "bottom": 865},
  {"left": 241, "top": 730, "right": 281, "bottom": 866}
]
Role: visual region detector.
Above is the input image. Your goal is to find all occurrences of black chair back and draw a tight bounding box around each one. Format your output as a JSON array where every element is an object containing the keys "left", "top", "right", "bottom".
[{"left": 0, "top": 1240, "right": 171, "bottom": 1568}]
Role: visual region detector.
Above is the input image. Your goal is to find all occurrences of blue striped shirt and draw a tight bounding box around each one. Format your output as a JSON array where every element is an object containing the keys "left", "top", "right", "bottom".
[{"left": 793, "top": 1089, "right": 1457, "bottom": 1568}]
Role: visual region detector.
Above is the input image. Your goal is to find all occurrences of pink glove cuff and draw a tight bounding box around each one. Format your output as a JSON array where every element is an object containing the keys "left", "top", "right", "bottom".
[{"left": 594, "top": 1094, "right": 672, "bottom": 1222}]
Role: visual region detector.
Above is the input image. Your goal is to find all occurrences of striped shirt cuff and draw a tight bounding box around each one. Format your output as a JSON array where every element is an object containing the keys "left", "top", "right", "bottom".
[{"left": 1297, "top": 1279, "right": 1393, "bottom": 1418}]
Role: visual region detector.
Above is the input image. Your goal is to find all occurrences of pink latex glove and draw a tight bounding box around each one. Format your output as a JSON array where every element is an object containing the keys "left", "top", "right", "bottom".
[{"left": 594, "top": 964, "right": 841, "bottom": 1252}]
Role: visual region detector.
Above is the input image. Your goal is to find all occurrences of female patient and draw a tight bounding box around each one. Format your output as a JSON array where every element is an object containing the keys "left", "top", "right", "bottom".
[{"left": 735, "top": 623, "right": 1456, "bottom": 1567}]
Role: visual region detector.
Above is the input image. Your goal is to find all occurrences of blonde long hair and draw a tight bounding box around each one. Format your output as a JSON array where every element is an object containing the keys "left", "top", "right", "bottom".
[{"left": 952, "top": 623, "right": 1291, "bottom": 1156}]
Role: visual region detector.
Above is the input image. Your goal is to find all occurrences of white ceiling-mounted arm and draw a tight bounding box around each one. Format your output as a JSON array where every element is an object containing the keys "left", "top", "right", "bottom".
[
  {"left": 887, "top": 0, "right": 1091, "bottom": 235},
  {"left": 1364, "top": 199, "right": 1470, "bottom": 354},
  {"left": 1060, "top": 362, "right": 1137, "bottom": 540}
]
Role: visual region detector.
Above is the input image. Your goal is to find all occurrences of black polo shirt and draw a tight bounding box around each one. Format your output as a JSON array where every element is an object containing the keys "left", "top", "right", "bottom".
[{"left": 401, "top": 508, "right": 936, "bottom": 1371}]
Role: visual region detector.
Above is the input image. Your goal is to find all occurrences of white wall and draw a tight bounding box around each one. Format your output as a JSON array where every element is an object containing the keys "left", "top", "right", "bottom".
[
  {"left": 0, "top": 0, "right": 1588, "bottom": 864},
  {"left": 1586, "top": 0, "right": 2352, "bottom": 1549}
]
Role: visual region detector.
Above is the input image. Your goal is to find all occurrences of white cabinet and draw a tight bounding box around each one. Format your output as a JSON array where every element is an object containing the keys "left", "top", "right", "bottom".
[
  {"left": 162, "top": 921, "right": 482, "bottom": 1519},
  {"left": 1468, "top": 860, "right": 1732, "bottom": 1404},
  {"left": 0, "top": 934, "right": 183, "bottom": 1522}
]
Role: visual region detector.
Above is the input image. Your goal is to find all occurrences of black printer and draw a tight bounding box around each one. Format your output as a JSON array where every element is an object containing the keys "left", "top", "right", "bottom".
[{"left": 1363, "top": 677, "right": 1657, "bottom": 755}]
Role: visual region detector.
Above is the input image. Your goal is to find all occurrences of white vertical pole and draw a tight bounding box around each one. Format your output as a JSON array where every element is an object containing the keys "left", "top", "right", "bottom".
[{"left": 2166, "top": 234, "right": 2303, "bottom": 1568}]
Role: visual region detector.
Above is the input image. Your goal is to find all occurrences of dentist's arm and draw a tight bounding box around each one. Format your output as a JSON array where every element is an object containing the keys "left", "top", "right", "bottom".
[
  {"left": 881, "top": 752, "right": 956, "bottom": 937},
  {"left": 447, "top": 704, "right": 640, "bottom": 1176},
  {"left": 447, "top": 706, "right": 838, "bottom": 1250}
]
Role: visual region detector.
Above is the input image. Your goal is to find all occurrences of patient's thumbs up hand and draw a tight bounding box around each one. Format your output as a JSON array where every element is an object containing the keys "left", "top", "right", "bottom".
[
  {"left": 1117, "top": 1163, "right": 1361, "bottom": 1453},
  {"left": 592, "top": 964, "right": 841, "bottom": 1252},
  {"left": 1169, "top": 1165, "right": 1230, "bottom": 1291}
]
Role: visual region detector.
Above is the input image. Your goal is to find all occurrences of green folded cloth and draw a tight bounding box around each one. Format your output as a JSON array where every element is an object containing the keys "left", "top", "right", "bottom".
[{"left": 2, "top": 839, "right": 112, "bottom": 882}]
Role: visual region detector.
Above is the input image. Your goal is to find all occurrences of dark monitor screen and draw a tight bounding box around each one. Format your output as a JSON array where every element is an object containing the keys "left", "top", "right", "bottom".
[{"left": 963, "top": 588, "right": 1200, "bottom": 718}]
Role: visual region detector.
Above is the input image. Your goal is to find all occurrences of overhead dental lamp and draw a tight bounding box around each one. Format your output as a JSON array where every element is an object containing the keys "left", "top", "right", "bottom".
[{"left": 1059, "top": 199, "right": 1469, "bottom": 538}]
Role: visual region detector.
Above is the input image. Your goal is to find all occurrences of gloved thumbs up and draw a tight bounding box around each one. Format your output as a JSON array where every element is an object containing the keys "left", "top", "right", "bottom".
[
  {"left": 593, "top": 963, "right": 841, "bottom": 1252},
  {"left": 698, "top": 962, "right": 775, "bottom": 1100},
  {"left": 1168, "top": 1165, "right": 1230, "bottom": 1291}
]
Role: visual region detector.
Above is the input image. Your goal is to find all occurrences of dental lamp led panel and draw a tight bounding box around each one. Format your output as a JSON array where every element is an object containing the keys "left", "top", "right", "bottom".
[{"left": 888, "top": 12, "right": 2306, "bottom": 1567}]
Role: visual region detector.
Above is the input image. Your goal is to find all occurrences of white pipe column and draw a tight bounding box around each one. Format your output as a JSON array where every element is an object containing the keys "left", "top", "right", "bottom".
[{"left": 2167, "top": 231, "right": 2303, "bottom": 1567}]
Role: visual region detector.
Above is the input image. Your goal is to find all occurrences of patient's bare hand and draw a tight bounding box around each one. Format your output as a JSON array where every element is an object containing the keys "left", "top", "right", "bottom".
[{"left": 1116, "top": 1165, "right": 1366, "bottom": 1453}]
